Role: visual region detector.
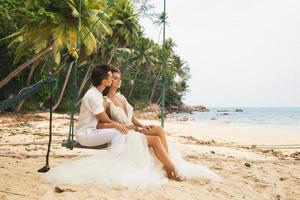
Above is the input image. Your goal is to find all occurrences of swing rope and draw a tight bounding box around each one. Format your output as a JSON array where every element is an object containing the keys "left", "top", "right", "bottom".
[
  {"left": 1, "top": 0, "right": 166, "bottom": 172},
  {"left": 0, "top": 76, "right": 56, "bottom": 111},
  {"left": 160, "top": 0, "right": 167, "bottom": 127},
  {"left": 65, "top": 0, "right": 116, "bottom": 150},
  {"left": 38, "top": 0, "right": 116, "bottom": 171}
]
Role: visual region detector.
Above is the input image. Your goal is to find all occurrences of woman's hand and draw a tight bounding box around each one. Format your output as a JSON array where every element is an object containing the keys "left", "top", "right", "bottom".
[
  {"left": 114, "top": 123, "right": 128, "bottom": 134},
  {"left": 126, "top": 124, "right": 139, "bottom": 131},
  {"left": 142, "top": 125, "right": 151, "bottom": 131},
  {"left": 137, "top": 125, "right": 150, "bottom": 134}
]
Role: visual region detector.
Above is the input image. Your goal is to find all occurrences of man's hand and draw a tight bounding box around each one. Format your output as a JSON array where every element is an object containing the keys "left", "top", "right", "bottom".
[
  {"left": 114, "top": 123, "right": 128, "bottom": 134},
  {"left": 96, "top": 121, "right": 101, "bottom": 129}
]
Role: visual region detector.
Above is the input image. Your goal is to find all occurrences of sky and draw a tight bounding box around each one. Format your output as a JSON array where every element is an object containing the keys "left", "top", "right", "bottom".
[{"left": 139, "top": 0, "right": 300, "bottom": 107}]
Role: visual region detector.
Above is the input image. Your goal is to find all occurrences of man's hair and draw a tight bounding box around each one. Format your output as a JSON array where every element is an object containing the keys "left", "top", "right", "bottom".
[{"left": 91, "top": 64, "right": 112, "bottom": 87}]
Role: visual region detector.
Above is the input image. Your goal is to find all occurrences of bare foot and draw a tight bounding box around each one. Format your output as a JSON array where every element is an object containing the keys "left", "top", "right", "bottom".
[{"left": 165, "top": 167, "right": 184, "bottom": 181}]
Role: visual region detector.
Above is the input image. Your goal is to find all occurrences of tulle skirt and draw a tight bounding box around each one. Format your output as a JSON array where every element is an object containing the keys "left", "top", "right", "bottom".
[{"left": 42, "top": 131, "right": 220, "bottom": 188}]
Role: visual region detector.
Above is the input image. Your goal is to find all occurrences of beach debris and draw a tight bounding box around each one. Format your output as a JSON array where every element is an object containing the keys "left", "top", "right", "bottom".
[
  {"left": 180, "top": 136, "right": 216, "bottom": 145},
  {"left": 279, "top": 177, "right": 287, "bottom": 181},
  {"left": 54, "top": 186, "right": 76, "bottom": 193},
  {"left": 212, "top": 165, "right": 223, "bottom": 170},
  {"left": 177, "top": 116, "right": 189, "bottom": 121},
  {"left": 0, "top": 190, "right": 26, "bottom": 197},
  {"left": 261, "top": 149, "right": 271, "bottom": 153},
  {"left": 20, "top": 122, "right": 32, "bottom": 128},
  {"left": 244, "top": 162, "right": 251, "bottom": 168},
  {"left": 271, "top": 150, "right": 285, "bottom": 160},
  {"left": 185, "top": 154, "right": 199, "bottom": 160},
  {"left": 290, "top": 151, "right": 300, "bottom": 160},
  {"left": 54, "top": 187, "right": 64, "bottom": 193},
  {"left": 275, "top": 195, "right": 281, "bottom": 200},
  {"left": 251, "top": 147, "right": 287, "bottom": 160},
  {"left": 210, "top": 151, "right": 215, "bottom": 154}
]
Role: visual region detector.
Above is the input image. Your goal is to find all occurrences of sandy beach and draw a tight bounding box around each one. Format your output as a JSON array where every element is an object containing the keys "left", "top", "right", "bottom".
[{"left": 0, "top": 112, "right": 299, "bottom": 200}]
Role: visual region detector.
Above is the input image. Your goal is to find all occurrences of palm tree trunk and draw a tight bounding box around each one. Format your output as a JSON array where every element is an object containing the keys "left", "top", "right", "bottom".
[
  {"left": 149, "top": 72, "right": 161, "bottom": 104},
  {"left": 15, "top": 61, "right": 40, "bottom": 112},
  {"left": 156, "top": 94, "right": 162, "bottom": 105},
  {"left": 128, "top": 70, "right": 139, "bottom": 99},
  {"left": 76, "top": 83, "right": 92, "bottom": 107},
  {"left": 107, "top": 48, "right": 116, "bottom": 64},
  {"left": 0, "top": 42, "right": 54, "bottom": 89},
  {"left": 77, "top": 65, "right": 92, "bottom": 98},
  {"left": 52, "top": 62, "right": 74, "bottom": 111}
]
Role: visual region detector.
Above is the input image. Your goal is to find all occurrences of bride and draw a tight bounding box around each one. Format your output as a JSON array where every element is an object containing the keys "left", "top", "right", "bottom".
[{"left": 42, "top": 67, "right": 220, "bottom": 188}]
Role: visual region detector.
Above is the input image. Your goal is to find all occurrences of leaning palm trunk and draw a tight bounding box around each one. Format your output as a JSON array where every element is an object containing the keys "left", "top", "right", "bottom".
[
  {"left": 128, "top": 70, "right": 139, "bottom": 99},
  {"left": 76, "top": 83, "right": 92, "bottom": 107},
  {"left": 107, "top": 48, "right": 117, "bottom": 64},
  {"left": 77, "top": 65, "right": 92, "bottom": 98},
  {"left": 15, "top": 61, "right": 40, "bottom": 112},
  {"left": 0, "top": 42, "right": 54, "bottom": 89},
  {"left": 149, "top": 72, "right": 161, "bottom": 104},
  {"left": 52, "top": 62, "right": 74, "bottom": 111},
  {"left": 156, "top": 94, "right": 162, "bottom": 105}
]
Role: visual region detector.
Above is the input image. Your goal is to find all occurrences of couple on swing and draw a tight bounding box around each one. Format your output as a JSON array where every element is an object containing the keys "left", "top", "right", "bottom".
[{"left": 44, "top": 64, "right": 220, "bottom": 188}]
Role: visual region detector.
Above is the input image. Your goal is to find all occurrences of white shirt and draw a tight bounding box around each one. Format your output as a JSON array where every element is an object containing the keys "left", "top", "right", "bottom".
[{"left": 76, "top": 86, "right": 105, "bottom": 136}]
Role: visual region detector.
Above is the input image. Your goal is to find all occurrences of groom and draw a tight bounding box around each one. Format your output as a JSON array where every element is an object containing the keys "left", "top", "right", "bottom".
[{"left": 75, "top": 64, "right": 128, "bottom": 147}]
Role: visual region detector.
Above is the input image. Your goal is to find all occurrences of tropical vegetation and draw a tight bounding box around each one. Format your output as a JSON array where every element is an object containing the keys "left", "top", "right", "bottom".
[{"left": 0, "top": 0, "right": 190, "bottom": 112}]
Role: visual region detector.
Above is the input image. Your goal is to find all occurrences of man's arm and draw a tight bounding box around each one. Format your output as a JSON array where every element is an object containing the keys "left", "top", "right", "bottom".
[
  {"left": 97, "top": 122, "right": 136, "bottom": 132},
  {"left": 97, "top": 122, "right": 117, "bottom": 129},
  {"left": 95, "top": 112, "right": 113, "bottom": 123},
  {"left": 95, "top": 112, "right": 128, "bottom": 134}
]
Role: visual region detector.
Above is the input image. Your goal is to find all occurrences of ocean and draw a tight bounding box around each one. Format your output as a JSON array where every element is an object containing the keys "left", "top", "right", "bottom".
[{"left": 172, "top": 107, "right": 300, "bottom": 129}]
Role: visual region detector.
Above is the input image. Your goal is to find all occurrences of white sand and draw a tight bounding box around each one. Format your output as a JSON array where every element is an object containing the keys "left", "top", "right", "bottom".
[{"left": 0, "top": 112, "right": 299, "bottom": 200}]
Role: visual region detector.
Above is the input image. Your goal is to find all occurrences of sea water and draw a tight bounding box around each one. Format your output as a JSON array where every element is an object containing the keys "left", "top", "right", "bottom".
[{"left": 172, "top": 107, "right": 300, "bottom": 130}]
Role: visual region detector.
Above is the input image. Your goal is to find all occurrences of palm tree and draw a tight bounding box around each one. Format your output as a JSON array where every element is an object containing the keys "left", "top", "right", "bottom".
[
  {"left": 0, "top": 0, "right": 111, "bottom": 89},
  {"left": 148, "top": 38, "right": 176, "bottom": 104},
  {"left": 105, "top": 0, "right": 141, "bottom": 64},
  {"left": 128, "top": 37, "right": 157, "bottom": 99}
]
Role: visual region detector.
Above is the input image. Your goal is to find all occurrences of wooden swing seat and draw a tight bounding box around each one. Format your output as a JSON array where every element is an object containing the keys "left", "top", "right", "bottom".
[{"left": 61, "top": 140, "right": 108, "bottom": 150}]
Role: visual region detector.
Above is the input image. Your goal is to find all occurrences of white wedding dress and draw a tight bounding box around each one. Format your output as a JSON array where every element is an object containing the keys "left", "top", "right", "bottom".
[{"left": 42, "top": 94, "right": 220, "bottom": 188}]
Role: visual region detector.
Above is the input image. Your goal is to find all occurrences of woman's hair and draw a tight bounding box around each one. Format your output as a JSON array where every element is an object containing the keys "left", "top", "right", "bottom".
[
  {"left": 91, "top": 64, "right": 112, "bottom": 87},
  {"left": 111, "top": 66, "right": 120, "bottom": 74},
  {"left": 102, "top": 66, "right": 121, "bottom": 96}
]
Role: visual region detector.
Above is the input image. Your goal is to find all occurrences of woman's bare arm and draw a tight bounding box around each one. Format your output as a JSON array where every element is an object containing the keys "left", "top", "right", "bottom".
[{"left": 132, "top": 116, "right": 144, "bottom": 128}]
